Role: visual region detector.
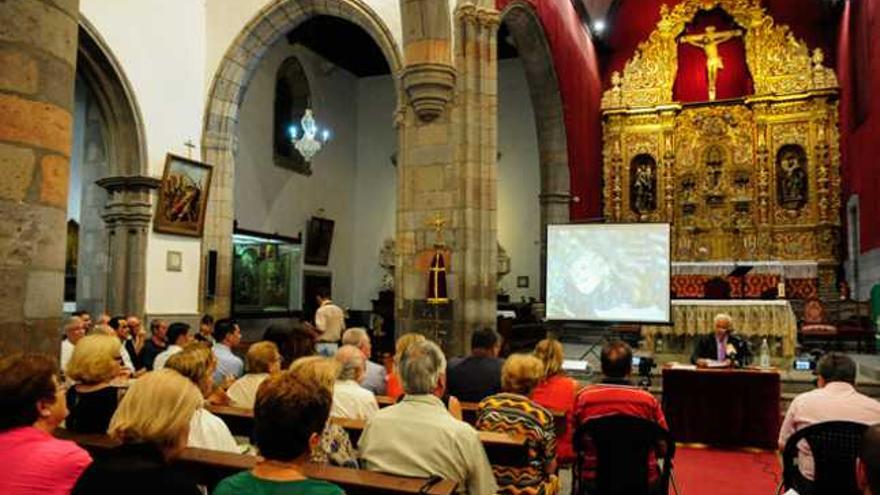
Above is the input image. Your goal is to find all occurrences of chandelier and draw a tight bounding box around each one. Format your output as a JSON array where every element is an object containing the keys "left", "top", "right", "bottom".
[{"left": 289, "top": 108, "right": 331, "bottom": 162}]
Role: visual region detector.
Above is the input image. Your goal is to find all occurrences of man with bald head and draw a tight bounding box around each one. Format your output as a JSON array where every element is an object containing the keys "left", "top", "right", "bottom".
[
  {"left": 691, "top": 313, "right": 751, "bottom": 367},
  {"left": 331, "top": 345, "right": 379, "bottom": 420},
  {"left": 342, "top": 327, "right": 386, "bottom": 394}
]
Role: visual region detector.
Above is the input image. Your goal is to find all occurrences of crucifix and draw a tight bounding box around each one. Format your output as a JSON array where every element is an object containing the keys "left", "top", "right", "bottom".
[
  {"left": 680, "top": 26, "right": 744, "bottom": 101},
  {"left": 183, "top": 139, "right": 196, "bottom": 159}
]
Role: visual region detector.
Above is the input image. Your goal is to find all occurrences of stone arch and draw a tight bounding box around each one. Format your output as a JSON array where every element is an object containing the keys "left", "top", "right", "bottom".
[
  {"left": 73, "top": 17, "right": 155, "bottom": 317},
  {"left": 201, "top": 0, "right": 404, "bottom": 315},
  {"left": 499, "top": 1, "right": 570, "bottom": 297}
]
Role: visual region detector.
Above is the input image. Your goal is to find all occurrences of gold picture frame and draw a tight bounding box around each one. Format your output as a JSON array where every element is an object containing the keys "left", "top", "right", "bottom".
[{"left": 153, "top": 153, "right": 213, "bottom": 237}]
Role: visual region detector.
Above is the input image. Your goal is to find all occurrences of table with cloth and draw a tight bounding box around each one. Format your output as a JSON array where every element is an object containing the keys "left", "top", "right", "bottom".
[
  {"left": 661, "top": 367, "right": 781, "bottom": 449},
  {"left": 643, "top": 299, "right": 798, "bottom": 357}
]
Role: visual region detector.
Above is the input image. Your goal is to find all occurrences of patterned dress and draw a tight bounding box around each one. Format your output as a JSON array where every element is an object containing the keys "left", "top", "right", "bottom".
[
  {"left": 309, "top": 423, "right": 358, "bottom": 468},
  {"left": 476, "top": 393, "right": 560, "bottom": 495}
]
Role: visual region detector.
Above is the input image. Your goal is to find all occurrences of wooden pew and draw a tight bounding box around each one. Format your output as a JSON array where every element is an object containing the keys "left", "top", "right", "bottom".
[
  {"left": 54, "top": 429, "right": 457, "bottom": 495},
  {"left": 207, "top": 403, "right": 254, "bottom": 437}
]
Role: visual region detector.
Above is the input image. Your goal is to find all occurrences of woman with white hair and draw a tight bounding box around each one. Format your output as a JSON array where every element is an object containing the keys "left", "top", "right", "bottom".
[{"left": 690, "top": 313, "right": 752, "bottom": 367}]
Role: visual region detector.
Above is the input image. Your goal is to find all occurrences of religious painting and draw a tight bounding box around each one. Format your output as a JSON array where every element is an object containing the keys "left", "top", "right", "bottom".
[
  {"left": 629, "top": 154, "right": 657, "bottom": 214},
  {"left": 153, "top": 154, "right": 213, "bottom": 237},
  {"left": 776, "top": 144, "right": 808, "bottom": 211}
]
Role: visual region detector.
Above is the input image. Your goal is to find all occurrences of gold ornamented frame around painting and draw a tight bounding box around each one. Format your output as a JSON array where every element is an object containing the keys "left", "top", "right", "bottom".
[{"left": 153, "top": 153, "right": 213, "bottom": 237}]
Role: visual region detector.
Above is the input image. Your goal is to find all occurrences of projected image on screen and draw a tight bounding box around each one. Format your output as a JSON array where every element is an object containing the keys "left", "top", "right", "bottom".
[{"left": 546, "top": 223, "right": 670, "bottom": 323}]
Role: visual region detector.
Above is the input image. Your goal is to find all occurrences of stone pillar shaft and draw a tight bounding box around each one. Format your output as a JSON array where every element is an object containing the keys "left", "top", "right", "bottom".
[{"left": 0, "top": 0, "right": 80, "bottom": 355}]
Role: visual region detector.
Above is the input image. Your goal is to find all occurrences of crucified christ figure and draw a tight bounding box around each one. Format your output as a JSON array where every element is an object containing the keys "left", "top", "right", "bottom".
[{"left": 680, "top": 26, "right": 744, "bottom": 101}]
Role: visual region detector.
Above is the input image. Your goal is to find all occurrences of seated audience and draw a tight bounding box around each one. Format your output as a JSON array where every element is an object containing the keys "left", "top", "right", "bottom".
[
  {"left": 0, "top": 354, "right": 92, "bottom": 495},
  {"left": 196, "top": 314, "right": 215, "bottom": 344},
  {"left": 108, "top": 315, "right": 138, "bottom": 372},
  {"left": 342, "top": 327, "right": 386, "bottom": 395},
  {"left": 227, "top": 341, "right": 282, "bottom": 409},
  {"left": 532, "top": 338, "right": 577, "bottom": 463},
  {"left": 331, "top": 345, "right": 379, "bottom": 420},
  {"left": 127, "top": 315, "right": 146, "bottom": 363},
  {"left": 477, "top": 354, "right": 559, "bottom": 495},
  {"left": 60, "top": 315, "right": 86, "bottom": 373},
  {"left": 72, "top": 369, "right": 203, "bottom": 495},
  {"left": 65, "top": 334, "right": 125, "bottom": 434},
  {"left": 213, "top": 367, "right": 344, "bottom": 495},
  {"left": 213, "top": 318, "right": 244, "bottom": 383},
  {"left": 140, "top": 319, "right": 168, "bottom": 370},
  {"left": 386, "top": 332, "right": 426, "bottom": 400},
  {"left": 72, "top": 310, "right": 93, "bottom": 332},
  {"left": 859, "top": 424, "right": 880, "bottom": 495},
  {"left": 575, "top": 340, "right": 668, "bottom": 487},
  {"left": 447, "top": 327, "right": 504, "bottom": 403},
  {"left": 779, "top": 352, "right": 880, "bottom": 480},
  {"left": 289, "top": 356, "right": 358, "bottom": 468},
  {"left": 153, "top": 322, "right": 192, "bottom": 371},
  {"left": 265, "top": 322, "right": 316, "bottom": 369},
  {"left": 165, "top": 342, "right": 238, "bottom": 453},
  {"left": 690, "top": 313, "right": 751, "bottom": 367},
  {"left": 359, "top": 340, "right": 498, "bottom": 495}
]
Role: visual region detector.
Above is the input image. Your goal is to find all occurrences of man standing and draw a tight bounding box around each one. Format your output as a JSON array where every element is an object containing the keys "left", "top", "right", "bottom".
[
  {"left": 60, "top": 316, "right": 85, "bottom": 373},
  {"left": 342, "top": 327, "right": 386, "bottom": 395},
  {"left": 359, "top": 340, "right": 497, "bottom": 495},
  {"left": 140, "top": 319, "right": 168, "bottom": 370},
  {"left": 779, "top": 353, "right": 880, "bottom": 480},
  {"left": 691, "top": 313, "right": 751, "bottom": 367},
  {"left": 314, "top": 288, "right": 344, "bottom": 357},
  {"left": 447, "top": 328, "right": 504, "bottom": 403},
  {"left": 213, "top": 318, "right": 244, "bottom": 383}
]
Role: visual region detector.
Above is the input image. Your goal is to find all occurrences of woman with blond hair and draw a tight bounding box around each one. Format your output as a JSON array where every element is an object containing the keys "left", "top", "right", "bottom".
[
  {"left": 227, "top": 341, "right": 282, "bottom": 409},
  {"left": 65, "top": 334, "right": 126, "bottom": 433},
  {"left": 72, "top": 369, "right": 203, "bottom": 495},
  {"left": 531, "top": 338, "right": 577, "bottom": 463},
  {"left": 289, "top": 356, "right": 358, "bottom": 468},
  {"left": 164, "top": 342, "right": 238, "bottom": 453},
  {"left": 477, "top": 353, "right": 559, "bottom": 495}
]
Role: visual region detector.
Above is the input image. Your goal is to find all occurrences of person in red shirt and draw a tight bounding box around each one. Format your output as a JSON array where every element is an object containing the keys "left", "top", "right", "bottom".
[
  {"left": 531, "top": 338, "right": 578, "bottom": 463},
  {"left": 574, "top": 340, "right": 668, "bottom": 487}
]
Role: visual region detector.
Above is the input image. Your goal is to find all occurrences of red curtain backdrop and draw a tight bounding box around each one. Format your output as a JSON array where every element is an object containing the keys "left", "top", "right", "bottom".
[
  {"left": 672, "top": 9, "right": 754, "bottom": 102},
  {"left": 496, "top": 0, "right": 603, "bottom": 220}
]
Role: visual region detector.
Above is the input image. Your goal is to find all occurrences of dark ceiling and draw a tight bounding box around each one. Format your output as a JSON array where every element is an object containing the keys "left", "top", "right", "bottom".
[{"left": 286, "top": 15, "right": 390, "bottom": 78}]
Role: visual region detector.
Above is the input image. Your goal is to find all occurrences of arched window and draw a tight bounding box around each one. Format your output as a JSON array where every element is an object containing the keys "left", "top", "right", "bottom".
[{"left": 274, "top": 56, "right": 311, "bottom": 174}]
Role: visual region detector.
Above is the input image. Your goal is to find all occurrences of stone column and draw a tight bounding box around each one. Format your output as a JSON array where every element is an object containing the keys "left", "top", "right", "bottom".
[
  {"left": 96, "top": 176, "right": 159, "bottom": 319},
  {"left": 0, "top": 0, "right": 80, "bottom": 356}
]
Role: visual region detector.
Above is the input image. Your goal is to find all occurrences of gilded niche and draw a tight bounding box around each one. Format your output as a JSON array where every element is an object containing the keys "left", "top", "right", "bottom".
[
  {"left": 776, "top": 144, "right": 808, "bottom": 211},
  {"left": 630, "top": 154, "right": 658, "bottom": 215}
]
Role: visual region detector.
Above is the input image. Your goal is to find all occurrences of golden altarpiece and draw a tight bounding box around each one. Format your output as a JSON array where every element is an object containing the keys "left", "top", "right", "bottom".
[{"left": 602, "top": 0, "right": 842, "bottom": 296}]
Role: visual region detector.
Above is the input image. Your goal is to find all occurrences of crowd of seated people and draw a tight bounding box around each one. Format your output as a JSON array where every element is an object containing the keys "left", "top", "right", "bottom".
[{"left": 7, "top": 312, "right": 880, "bottom": 495}]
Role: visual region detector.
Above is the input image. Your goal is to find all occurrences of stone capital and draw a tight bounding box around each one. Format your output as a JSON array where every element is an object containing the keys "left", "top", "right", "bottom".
[{"left": 402, "top": 63, "right": 457, "bottom": 123}]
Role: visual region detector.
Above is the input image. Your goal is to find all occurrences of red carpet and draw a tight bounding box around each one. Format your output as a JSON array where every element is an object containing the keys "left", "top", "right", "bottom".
[{"left": 672, "top": 446, "right": 781, "bottom": 495}]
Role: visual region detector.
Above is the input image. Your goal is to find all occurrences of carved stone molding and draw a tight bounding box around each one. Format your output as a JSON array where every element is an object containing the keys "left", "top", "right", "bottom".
[{"left": 401, "top": 63, "right": 457, "bottom": 122}]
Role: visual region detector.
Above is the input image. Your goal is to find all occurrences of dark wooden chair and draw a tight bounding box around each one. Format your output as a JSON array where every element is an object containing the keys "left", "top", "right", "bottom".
[
  {"left": 777, "top": 421, "right": 868, "bottom": 495},
  {"left": 800, "top": 299, "right": 839, "bottom": 350}
]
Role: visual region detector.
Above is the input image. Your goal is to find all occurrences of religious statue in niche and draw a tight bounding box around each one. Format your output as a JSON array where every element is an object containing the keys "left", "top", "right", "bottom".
[
  {"left": 680, "top": 26, "right": 744, "bottom": 101},
  {"left": 777, "top": 144, "right": 808, "bottom": 210},
  {"left": 630, "top": 154, "right": 657, "bottom": 214},
  {"left": 703, "top": 145, "right": 726, "bottom": 202}
]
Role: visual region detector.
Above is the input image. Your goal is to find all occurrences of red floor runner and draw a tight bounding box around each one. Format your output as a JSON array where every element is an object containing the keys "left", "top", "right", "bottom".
[{"left": 672, "top": 446, "right": 781, "bottom": 495}]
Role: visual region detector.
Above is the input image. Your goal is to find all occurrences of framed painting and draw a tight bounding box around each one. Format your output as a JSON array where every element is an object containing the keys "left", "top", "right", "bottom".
[{"left": 153, "top": 154, "right": 213, "bottom": 237}]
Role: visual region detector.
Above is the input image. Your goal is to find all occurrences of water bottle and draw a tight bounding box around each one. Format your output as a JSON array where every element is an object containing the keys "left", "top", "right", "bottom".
[{"left": 760, "top": 338, "right": 770, "bottom": 368}]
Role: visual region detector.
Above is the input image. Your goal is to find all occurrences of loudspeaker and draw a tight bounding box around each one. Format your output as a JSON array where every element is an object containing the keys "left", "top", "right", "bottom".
[{"left": 205, "top": 250, "right": 217, "bottom": 298}]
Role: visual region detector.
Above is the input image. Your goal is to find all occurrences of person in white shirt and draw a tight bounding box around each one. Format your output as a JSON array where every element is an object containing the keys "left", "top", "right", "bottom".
[
  {"left": 341, "top": 327, "right": 386, "bottom": 395},
  {"left": 165, "top": 342, "right": 239, "bottom": 453},
  {"left": 227, "top": 341, "right": 282, "bottom": 409},
  {"left": 313, "top": 288, "right": 345, "bottom": 356},
  {"left": 331, "top": 345, "right": 379, "bottom": 420},
  {"left": 358, "top": 339, "right": 498, "bottom": 495},
  {"left": 60, "top": 316, "right": 85, "bottom": 373},
  {"left": 153, "top": 322, "right": 192, "bottom": 371}
]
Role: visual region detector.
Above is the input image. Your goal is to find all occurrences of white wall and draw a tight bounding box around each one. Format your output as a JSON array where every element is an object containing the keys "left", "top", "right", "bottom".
[
  {"left": 80, "top": 0, "right": 206, "bottom": 315},
  {"left": 497, "top": 58, "right": 542, "bottom": 302}
]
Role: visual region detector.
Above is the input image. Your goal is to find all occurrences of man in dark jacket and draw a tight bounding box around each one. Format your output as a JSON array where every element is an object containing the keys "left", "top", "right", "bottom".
[
  {"left": 690, "top": 313, "right": 751, "bottom": 367},
  {"left": 446, "top": 328, "right": 504, "bottom": 402}
]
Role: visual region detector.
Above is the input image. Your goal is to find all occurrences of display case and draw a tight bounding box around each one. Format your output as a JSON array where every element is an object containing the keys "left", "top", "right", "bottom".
[{"left": 232, "top": 228, "right": 302, "bottom": 316}]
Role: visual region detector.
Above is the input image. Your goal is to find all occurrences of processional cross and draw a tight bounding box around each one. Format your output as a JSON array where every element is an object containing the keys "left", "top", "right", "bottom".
[{"left": 680, "top": 26, "right": 743, "bottom": 101}]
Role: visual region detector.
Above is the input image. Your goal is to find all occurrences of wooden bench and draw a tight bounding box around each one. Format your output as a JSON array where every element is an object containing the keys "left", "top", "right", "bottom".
[{"left": 54, "top": 429, "right": 457, "bottom": 495}]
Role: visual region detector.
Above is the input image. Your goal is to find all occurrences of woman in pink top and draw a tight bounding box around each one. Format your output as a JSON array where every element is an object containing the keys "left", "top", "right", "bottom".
[
  {"left": 0, "top": 353, "right": 92, "bottom": 495},
  {"left": 531, "top": 338, "right": 578, "bottom": 463}
]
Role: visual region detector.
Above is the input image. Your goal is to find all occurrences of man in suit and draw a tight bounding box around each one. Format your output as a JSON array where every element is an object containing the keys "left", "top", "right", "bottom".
[{"left": 690, "top": 313, "right": 751, "bottom": 367}]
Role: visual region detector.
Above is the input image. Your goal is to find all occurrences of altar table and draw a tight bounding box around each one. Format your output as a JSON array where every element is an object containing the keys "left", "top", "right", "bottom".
[
  {"left": 661, "top": 367, "right": 781, "bottom": 449},
  {"left": 643, "top": 299, "right": 798, "bottom": 357}
]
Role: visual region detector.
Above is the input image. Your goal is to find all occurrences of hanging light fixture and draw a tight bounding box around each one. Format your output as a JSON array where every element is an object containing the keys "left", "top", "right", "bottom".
[{"left": 289, "top": 108, "right": 331, "bottom": 162}]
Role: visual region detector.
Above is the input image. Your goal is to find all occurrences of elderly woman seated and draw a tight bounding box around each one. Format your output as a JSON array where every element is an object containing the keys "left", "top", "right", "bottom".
[
  {"left": 227, "top": 341, "right": 282, "bottom": 409},
  {"left": 330, "top": 345, "right": 379, "bottom": 420},
  {"left": 476, "top": 353, "right": 559, "bottom": 495},
  {"left": 213, "top": 366, "right": 344, "bottom": 494},
  {"left": 64, "top": 334, "right": 127, "bottom": 434},
  {"left": 72, "top": 369, "right": 204, "bottom": 494}
]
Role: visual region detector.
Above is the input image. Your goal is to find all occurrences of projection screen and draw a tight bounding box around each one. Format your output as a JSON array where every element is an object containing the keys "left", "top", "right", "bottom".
[{"left": 545, "top": 223, "right": 671, "bottom": 323}]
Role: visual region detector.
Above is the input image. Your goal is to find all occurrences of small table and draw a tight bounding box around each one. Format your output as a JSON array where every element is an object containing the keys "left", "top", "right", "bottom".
[{"left": 662, "top": 366, "right": 781, "bottom": 449}]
